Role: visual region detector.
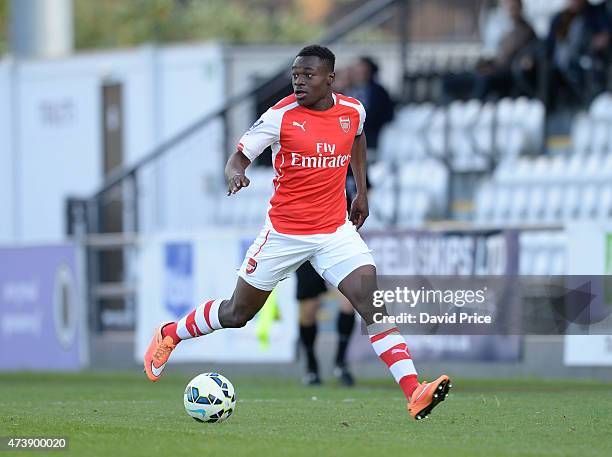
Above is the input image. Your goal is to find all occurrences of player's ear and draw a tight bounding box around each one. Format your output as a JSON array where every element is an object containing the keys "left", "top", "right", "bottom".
[{"left": 328, "top": 71, "right": 335, "bottom": 86}]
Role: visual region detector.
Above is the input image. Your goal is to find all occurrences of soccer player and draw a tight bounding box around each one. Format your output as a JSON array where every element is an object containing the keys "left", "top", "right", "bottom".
[{"left": 144, "top": 45, "right": 451, "bottom": 420}]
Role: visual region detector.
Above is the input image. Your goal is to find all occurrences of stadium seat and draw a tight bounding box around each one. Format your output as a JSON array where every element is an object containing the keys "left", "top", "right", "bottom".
[
  {"left": 493, "top": 158, "right": 516, "bottom": 184},
  {"left": 525, "top": 185, "right": 545, "bottom": 223},
  {"left": 380, "top": 97, "right": 612, "bottom": 230},
  {"left": 524, "top": 99, "right": 545, "bottom": 151},
  {"left": 543, "top": 185, "right": 563, "bottom": 223},
  {"left": 597, "top": 184, "right": 612, "bottom": 220},
  {"left": 591, "top": 124, "right": 610, "bottom": 155},
  {"left": 545, "top": 155, "right": 566, "bottom": 183},
  {"left": 508, "top": 186, "right": 529, "bottom": 223},
  {"left": 492, "top": 185, "right": 513, "bottom": 223},
  {"left": 578, "top": 184, "right": 598, "bottom": 220},
  {"left": 368, "top": 162, "right": 396, "bottom": 225},
  {"left": 561, "top": 184, "right": 581, "bottom": 221},
  {"left": 474, "top": 182, "right": 495, "bottom": 223},
  {"left": 369, "top": 187, "right": 395, "bottom": 224},
  {"left": 571, "top": 113, "right": 591, "bottom": 155}
]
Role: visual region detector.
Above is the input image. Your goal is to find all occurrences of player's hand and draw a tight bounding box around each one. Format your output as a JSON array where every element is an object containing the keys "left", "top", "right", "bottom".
[
  {"left": 349, "top": 194, "right": 369, "bottom": 230},
  {"left": 227, "top": 173, "right": 250, "bottom": 195}
]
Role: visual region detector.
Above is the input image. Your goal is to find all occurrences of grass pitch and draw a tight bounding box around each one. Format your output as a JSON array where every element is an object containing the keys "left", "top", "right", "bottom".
[{"left": 1, "top": 372, "right": 611, "bottom": 457}]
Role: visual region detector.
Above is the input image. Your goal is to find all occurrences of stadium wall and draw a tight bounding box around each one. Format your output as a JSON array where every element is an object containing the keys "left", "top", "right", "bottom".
[
  {"left": 0, "top": 61, "right": 14, "bottom": 241},
  {"left": 0, "top": 43, "right": 225, "bottom": 244},
  {"left": 0, "top": 242, "right": 89, "bottom": 371}
]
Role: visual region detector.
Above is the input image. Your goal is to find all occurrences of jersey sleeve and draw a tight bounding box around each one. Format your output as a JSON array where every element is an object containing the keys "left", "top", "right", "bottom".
[
  {"left": 237, "top": 108, "right": 281, "bottom": 161},
  {"left": 356, "top": 101, "right": 366, "bottom": 136}
]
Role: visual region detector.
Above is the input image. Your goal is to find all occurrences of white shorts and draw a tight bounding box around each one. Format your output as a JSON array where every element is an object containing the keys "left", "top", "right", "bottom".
[{"left": 238, "top": 220, "right": 376, "bottom": 291}]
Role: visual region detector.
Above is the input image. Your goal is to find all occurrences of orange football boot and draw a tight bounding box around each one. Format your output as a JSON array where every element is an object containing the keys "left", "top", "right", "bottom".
[
  {"left": 408, "top": 375, "right": 452, "bottom": 420},
  {"left": 143, "top": 322, "right": 176, "bottom": 382}
]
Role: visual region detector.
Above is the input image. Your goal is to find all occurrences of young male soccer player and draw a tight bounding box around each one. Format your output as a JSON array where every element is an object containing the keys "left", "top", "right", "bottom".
[{"left": 144, "top": 45, "right": 451, "bottom": 420}]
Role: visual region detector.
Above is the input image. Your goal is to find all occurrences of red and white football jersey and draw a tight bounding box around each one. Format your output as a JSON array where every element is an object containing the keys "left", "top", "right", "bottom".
[{"left": 237, "top": 93, "right": 366, "bottom": 235}]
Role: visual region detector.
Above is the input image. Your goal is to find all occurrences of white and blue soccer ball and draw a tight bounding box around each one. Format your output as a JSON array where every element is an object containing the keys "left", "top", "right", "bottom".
[{"left": 183, "top": 373, "right": 236, "bottom": 423}]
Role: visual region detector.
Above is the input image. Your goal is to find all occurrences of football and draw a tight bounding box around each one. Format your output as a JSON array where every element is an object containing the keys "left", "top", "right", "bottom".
[{"left": 183, "top": 373, "right": 236, "bottom": 423}]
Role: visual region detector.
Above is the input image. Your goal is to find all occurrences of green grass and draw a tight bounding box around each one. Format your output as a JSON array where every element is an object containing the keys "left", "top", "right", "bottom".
[{"left": 1, "top": 372, "right": 611, "bottom": 457}]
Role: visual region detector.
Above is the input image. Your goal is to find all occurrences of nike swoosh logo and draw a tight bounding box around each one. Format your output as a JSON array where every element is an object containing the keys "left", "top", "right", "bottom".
[
  {"left": 391, "top": 349, "right": 406, "bottom": 355},
  {"left": 151, "top": 361, "right": 166, "bottom": 377},
  {"left": 414, "top": 383, "right": 431, "bottom": 402}
]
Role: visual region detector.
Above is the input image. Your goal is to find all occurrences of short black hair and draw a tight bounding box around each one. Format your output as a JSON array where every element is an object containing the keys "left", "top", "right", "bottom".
[{"left": 296, "top": 45, "right": 335, "bottom": 72}]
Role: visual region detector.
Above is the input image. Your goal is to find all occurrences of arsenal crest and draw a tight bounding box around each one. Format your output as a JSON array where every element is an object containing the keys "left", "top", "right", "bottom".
[
  {"left": 339, "top": 116, "right": 351, "bottom": 133},
  {"left": 246, "top": 257, "right": 257, "bottom": 274}
]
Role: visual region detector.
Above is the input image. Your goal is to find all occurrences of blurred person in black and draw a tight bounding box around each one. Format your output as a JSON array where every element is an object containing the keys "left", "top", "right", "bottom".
[
  {"left": 443, "top": 0, "right": 537, "bottom": 101},
  {"left": 346, "top": 56, "right": 394, "bottom": 154},
  {"left": 546, "top": 0, "right": 611, "bottom": 106},
  {"left": 296, "top": 263, "right": 356, "bottom": 386},
  {"left": 342, "top": 58, "right": 378, "bottom": 246},
  {"left": 295, "top": 62, "right": 384, "bottom": 387}
]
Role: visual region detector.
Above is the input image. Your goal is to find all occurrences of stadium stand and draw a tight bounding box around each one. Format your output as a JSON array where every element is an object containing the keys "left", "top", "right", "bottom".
[
  {"left": 372, "top": 96, "right": 546, "bottom": 223},
  {"left": 370, "top": 66, "right": 612, "bottom": 276}
]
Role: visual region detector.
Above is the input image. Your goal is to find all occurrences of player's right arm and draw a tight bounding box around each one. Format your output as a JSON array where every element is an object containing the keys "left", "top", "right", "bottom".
[{"left": 225, "top": 108, "right": 281, "bottom": 196}]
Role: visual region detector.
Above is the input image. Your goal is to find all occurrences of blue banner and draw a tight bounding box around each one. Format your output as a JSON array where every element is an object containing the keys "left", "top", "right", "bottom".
[
  {"left": 164, "top": 242, "right": 194, "bottom": 318},
  {"left": 0, "top": 244, "right": 86, "bottom": 370}
]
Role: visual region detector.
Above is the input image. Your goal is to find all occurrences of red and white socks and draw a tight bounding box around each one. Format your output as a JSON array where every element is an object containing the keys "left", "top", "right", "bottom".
[
  {"left": 368, "top": 323, "right": 419, "bottom": 401},
  {"left": 162, "top": 299, "right": 224, "bottom": 345}
]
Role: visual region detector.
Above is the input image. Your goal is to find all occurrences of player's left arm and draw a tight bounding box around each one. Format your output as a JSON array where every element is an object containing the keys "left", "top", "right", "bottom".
[
  {"left": 349, "top": 133, "right": 369, "bottom": 230},
  {"left": 225, "top": 151, "right": 252, "bottom": 195}
]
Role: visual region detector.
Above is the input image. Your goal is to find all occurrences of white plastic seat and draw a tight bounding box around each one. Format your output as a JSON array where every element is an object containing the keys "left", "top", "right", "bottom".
[
  {"left": 531, "top": 156, "right": 549, "bottom": 179},
  {"left": 571, "top": 114, "right": 592, "bottom": 154},
  {"left": 497, "top": 126, "right": 527, "bottom": 160},
  {"left": 589, "top": 92, "right": 612, "bottom": 120},
  {"left": 508, "top": 185, "right": 529, "bottom": 223},
  {"left": 561, "top": 185, "right": 581, "bottom": 220},
  {"left": 545, "top": 155, "right": 567, "bottom": 183},
  {"left": 475, "top": 183, "right": 495, "bottom": 223},
  {"left": 543, "top": 185, "right": 563, "bottom": 222},
  {"left": 492, "top": 185, "right": 513, "bottom": 223},
  {"left": 397, "top": 190, "right": 429, "bottom": 227},
  {"left": 493, "top": 159, "right": 517, "bottom": 184},
  {"left": 399, "top": 163, "right": 420, "bottom": 187},
  {"left": 496, "top": 98, "right": 516, "bottom": 127},
  {"left": 369, "top": 188, "right": 395, "bottom": 225},
  {"left": 427, "top": 128, "right": 446, "bottom": 158},
  {"left": 368, "top": 161, "right": 392, "bottom": 188},
  {"left": 564, "top": 154, "right": 584, "bottom": 183},
  {"left": 473, "top": 102, "right": 495, "bottom": 156},
  {"left": 590, "top": 123, "right": 609, "bottom": 155},
  {"left": 597, "top": 184, "right": 612, "bottom": 220},
  {"left": 524, "top": 100, "right": 545, "bottom": 151},
  {"left": 601, "top": 154, "right": 612, "bottom": 179},
  {"left": 578, "top": 184, "right": 599, "bottom": 219},
  {"left": 525, "top": 185, "right": 546, "bottom": 222},
  {"left": 511, "top": 157, "right": 533, "bottom": 185},
  {"left": 378, "top": 125, "right": 401, "bottom": 162}
]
